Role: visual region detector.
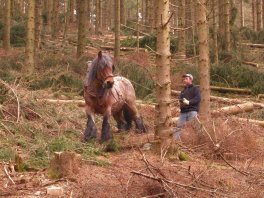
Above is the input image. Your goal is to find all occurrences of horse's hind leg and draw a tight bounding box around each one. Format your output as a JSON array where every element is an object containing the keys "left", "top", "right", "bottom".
[
  {"left": 84, "top": 106, "right": 97, "bottom": 141},
  {"left": 113, "top": 111, "right": 126, "bottom": 131},
  {"left": 123, "top": 105, "right": 133, "bottom": 131},
  {"left": 125, "top": 103, "right": 146, "bottom": 133}
]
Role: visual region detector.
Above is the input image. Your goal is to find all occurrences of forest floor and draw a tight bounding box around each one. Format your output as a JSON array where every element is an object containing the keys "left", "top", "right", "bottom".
[{"left": 1, "top": 34, "right": 264, "bottom": 197}]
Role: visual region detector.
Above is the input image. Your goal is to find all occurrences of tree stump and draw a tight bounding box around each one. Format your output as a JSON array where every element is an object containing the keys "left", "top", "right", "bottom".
[{"left": 48, "top": 151, "right": 82, "bottom": 178}]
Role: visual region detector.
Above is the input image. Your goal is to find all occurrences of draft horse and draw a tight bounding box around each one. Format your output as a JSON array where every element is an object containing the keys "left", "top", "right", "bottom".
[{"left": 83, "top": 51, "right": 146, "bottom": 143}]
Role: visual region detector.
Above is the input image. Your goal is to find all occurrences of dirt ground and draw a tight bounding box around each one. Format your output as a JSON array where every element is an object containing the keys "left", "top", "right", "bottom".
[{"left": 1, "top": 103, "right": 264, "bottom": 198}]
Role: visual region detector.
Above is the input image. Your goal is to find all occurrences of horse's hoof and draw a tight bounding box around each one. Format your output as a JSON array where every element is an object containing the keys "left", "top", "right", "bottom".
[
  {"left": 100, "top": 137, "right": 111, "bottom": 144},
  {"left": 84, "top": 128, "right": 97, "bottom": 141}
]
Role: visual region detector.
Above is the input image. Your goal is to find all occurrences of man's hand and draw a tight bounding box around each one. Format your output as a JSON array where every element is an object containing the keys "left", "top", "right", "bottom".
[{"left": 182, "top": 98, "right": 190, "bottom": 105}]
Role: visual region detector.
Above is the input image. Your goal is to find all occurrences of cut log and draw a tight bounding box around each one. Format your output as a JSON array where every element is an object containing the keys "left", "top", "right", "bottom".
[
  {"left": 171, "top": 103, "right": 255, "bottom": 124},
  {"left": 36, "top": 99, "right": 85, "bottom": 105},
  {"left": 242, "top": 61, "right": 259, "bottom": 68},
  {"left": 210, "top": 86, "right": 251, "bottom": 94},
  {"left": 257, "top": 94, "right": 264, "bottom": 100},
  {"left": 240, "top": 43, "right": 264, "bottom": 48},
  {"left": 100, "top": 45, "right": 147, "bottom": 52},
  {"left": 171, "top": 90, "right": 264, "bottom": 108},
  {"left": 212, "top": 102, "right": 254, "bottom": 116},
  {"left": 48, "top": 151, "right": 82, "bottom": 178},
  {"left": 233, "top": 117, "right": 264, "bottom": 127},
  {"left": 173, "top": 85, "right": 252, "bottom": 94},
  {"left": 120, "top": 24, "right": 150, "bottom": 36},
  {"left": 36, "top": 99, "right": 157, "bottom": 109}
]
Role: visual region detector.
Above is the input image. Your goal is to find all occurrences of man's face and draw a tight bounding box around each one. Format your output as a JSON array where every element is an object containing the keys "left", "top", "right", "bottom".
[{"left": 182, "top": 77, "right": 192, "bottom": 86}]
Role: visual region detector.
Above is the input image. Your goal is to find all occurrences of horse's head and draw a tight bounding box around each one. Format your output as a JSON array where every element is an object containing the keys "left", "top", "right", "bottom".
[{"left": 93, "top": 51, "right": 115, "bottom": 89}]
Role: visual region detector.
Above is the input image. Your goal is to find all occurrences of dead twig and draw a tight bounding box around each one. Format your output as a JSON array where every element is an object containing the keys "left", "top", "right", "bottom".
[
  {"left": 219, "top": 154, "right": 250, "bottom": 176},
  {"left": 0, "top": 79, "right": 20, "bottom": 122},
  {"left": 4, "top": 165, "right": 16, "bottom": 185},
  {"left": 131, "top": 171, "right": 217, "bottom": 193}
]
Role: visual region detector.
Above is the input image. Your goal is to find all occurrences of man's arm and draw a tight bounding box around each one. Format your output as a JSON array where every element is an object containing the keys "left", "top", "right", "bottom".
[{"left": 189, "top": 87, "right": 201, "bottom": 105}]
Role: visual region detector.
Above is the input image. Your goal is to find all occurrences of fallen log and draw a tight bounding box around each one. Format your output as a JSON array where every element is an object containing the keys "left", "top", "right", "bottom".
[
  {"left": 257, "top": 94, "right": 264, "bottom": 100},
  {"left": 36, "top": 99, "right": 157, "bottom": 109},
  {"left": 211, "top": 102, "right": 254, "bottom": 116},
  {"left": 210, "top": 86, "right": 251, "bottom": 94},
  {"left": 240, "top": 43, "right": 264, "bottom": 48},
  {"left": 232, "top": 117, "right": 264, "bottom": 127},
  {"left": 171, "top": 90, "right": 264, "bottom": 108},
  {"left": 120, "top": 24, "right": 150, "bottom": 36},
  {"left": 100, "top": 45, "right": 147, "bottom": 52},
  {"left": 173, "top": 85, "right": 252, "bottom": 94},
  {"left": 36, "top": 99, "right": 85, "bottom": 105},
  {"left": 171, "top": 103, "right": 255, "bottom": 124},
  {"left": 242, "top": 61, "right": 259, "bottom": 68}
]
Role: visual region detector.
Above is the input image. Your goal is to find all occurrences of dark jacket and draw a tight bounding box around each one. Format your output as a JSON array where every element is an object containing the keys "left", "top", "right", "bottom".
[{"left": 179, "top": 84, "right": 201, "bottom": 113}]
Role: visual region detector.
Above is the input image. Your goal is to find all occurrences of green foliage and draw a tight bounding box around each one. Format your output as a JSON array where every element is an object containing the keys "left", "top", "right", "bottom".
[
  {"left": 10, "top": 23, "right": 26, "bottom": 47},
  {"left": 239, "top": 27, "right": 264, "bottom": 44},
  {"left": 121, "top": 36, "right": 137, "bottom": 47},
  {"left": 104, "top": 139, "right": 119, "bottom": 152},
  {"left": 139, "top": 34, "right": 179, "bottom": 54},
  {"left": 178, "top": 151, "right": 189, "bottom": 161},
  {"left": 116, "top": 61, "right": 155, "bottom": 99},
  {"left": 240, "top": 27, "right": 258, "bottom": 41},
  {"left": 48, "top": 136, "right": 79, "bottom": 152},
  {"left": 257, "top": 30, "right": 264, "bottom": 44},
  {"left": 0, "top": 147, "right": 15, "bottom": 161},
  {"left": 211, "top": 60, "right": 264, "bottom": 94},
  {"left": 230, "top": 7, "right": 238, "bottom": 26}
]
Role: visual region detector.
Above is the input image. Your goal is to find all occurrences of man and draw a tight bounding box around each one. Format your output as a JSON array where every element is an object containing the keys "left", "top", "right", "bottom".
[{"left": 174, "top": 73, "right": 201, "bottom": 140}]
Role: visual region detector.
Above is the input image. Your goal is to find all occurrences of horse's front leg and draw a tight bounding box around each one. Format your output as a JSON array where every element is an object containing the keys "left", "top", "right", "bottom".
[
  {"left": 101, "top": 107, "right": 112, "bottom": 143},
  {"left": 84, "top": 105, "right": 97, "bottom": 141}
]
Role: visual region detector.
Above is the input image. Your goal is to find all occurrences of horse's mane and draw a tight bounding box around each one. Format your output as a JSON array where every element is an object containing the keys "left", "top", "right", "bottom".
[{"left": 86, "top": 54, "right": 113, "bottom": 85}]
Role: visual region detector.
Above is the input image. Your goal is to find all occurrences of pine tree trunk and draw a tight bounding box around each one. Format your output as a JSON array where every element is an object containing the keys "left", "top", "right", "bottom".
[
  {"left": 218, "top": 0, "right": 225, "bottom": 46},
  {"left": 240, "top": 0, "right": 244, "bottom": 27},
  {"left": 263, "top": 0, "right": 264, "bottom": 28},
  {"left": 63, "top": 0, "right": 71, "bottom": 41},
  {"left": 52, "top": 1, "right": 59, "bottom": 39},
  {"left": 35, "top": 0, "right": 42, "bottom": 49},
  {"left": 102, "top": 0, "right": 107, "bottom": 30},
  {"left": 252, "top": 0, "right": 257, "bottom": 31},
  {"left": 148, "top": 0, "right": 155, "bottom": 33},
  {"left": 145, "top": 0, "right": 149, "bottom": 27},
  {"left": 177, "top": 0, "right": 186, "bottom": 58},
  {"left": 136, "top": 0, "right": 139, "bottom": 50},
  {"left": 256, "top": 0, "right": 262, "bottom": 31},
  {"left": 3, "top": 0, "right": 11, "bottom": 52},
  {"left": 47, "top": 0, "right": 52, "bottom": 35},
  {"left": 26, "top": 0, "right": 35, "bottom": 75},
  {"left": 69, "top": 0, "right": 75, "bottom": 23},
  {"left": 155, "top": 0, "right": 172, "bottom": 142},
  {"left": 120, "top": 0, "right": 126, "bottom": 25},
  {"left": 212, "top": 0, "right": 218, "bottom": 64},
  {"left": 114, "top": 0, "right": 120, "bottom": 62},
  {"left": 95, "top": 0, "right": 100, "bottom": 34},
  {"left": 196, "top": 0, "right": 211, "bottom": 121},
  {"left": 77, "top": 0, "right": 87, "bottom": 58},
  {"left": 99, "top": 0, "right": 102, "bottom": 31},
  {"left": 224, "top": 0, "right": 231, "bottom": 52}
]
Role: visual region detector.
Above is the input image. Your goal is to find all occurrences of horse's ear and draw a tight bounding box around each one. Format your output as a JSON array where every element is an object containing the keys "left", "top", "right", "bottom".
[{"left": 98, "top": 51, "right": 102, "bottom": 59}]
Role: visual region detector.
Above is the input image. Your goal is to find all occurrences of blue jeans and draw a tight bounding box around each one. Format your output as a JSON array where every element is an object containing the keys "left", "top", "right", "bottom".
[{"left": 174, "top": 111, "right": 198, "bottom": 140}]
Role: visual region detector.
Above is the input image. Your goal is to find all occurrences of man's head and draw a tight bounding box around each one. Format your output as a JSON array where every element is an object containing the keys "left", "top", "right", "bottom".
[{"left": 182, "top": 73, "right": 193, "bottom": 86}]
